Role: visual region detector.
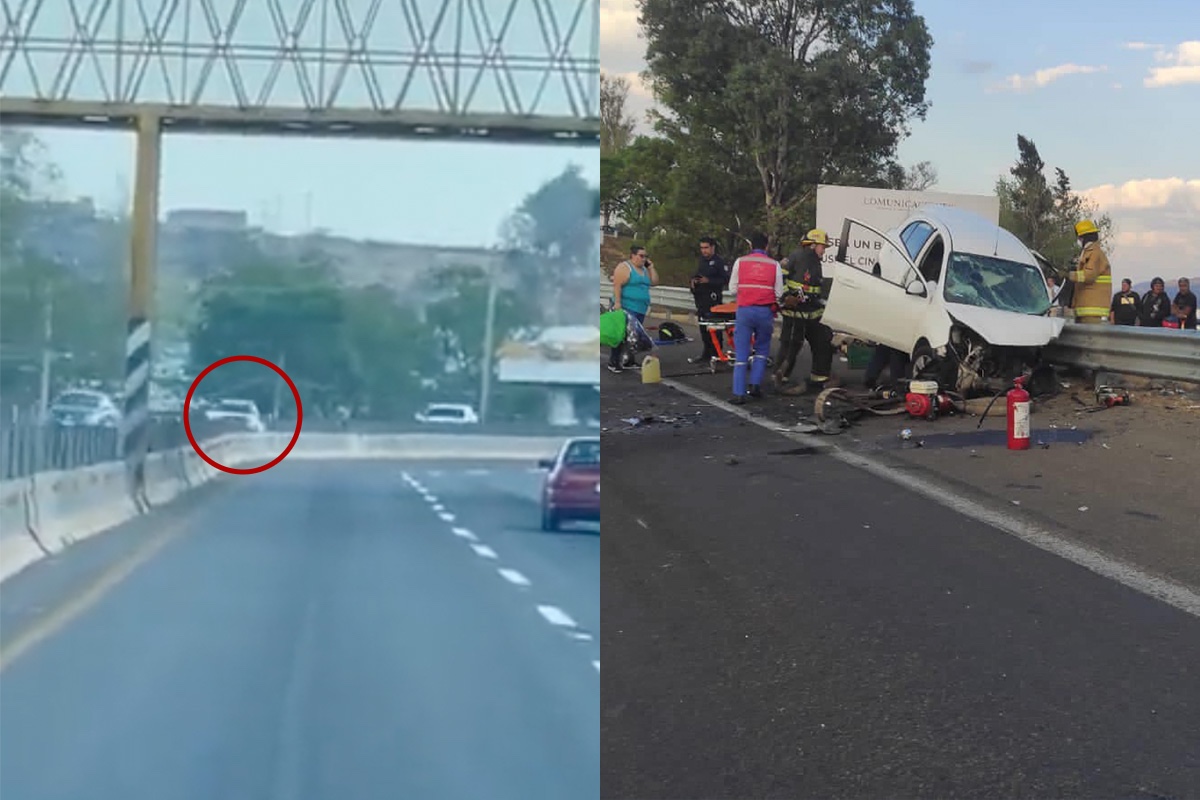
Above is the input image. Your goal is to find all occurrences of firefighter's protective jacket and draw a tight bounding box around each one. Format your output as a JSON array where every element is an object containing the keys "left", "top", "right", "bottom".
[
  {"left": 1069, "top": 241, "right": 1113, "bottom": 321},
  {"left": 781, "top": 247, "right": 826, "bottom": 320}
]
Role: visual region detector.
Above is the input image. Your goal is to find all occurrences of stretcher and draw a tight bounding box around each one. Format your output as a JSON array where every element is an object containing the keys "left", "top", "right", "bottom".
[{"left": 698, "top": 303, "right": 772, "bottom": 373}]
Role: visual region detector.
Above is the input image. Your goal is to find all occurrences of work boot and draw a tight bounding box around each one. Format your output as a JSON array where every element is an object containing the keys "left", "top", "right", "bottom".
[{"left": 748, "top": 384, "right": 763, "bottom": 399}]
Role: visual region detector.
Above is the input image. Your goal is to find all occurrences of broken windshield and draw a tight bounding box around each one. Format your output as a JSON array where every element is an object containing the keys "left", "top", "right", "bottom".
[{"left": 942, "top": 252, "right": 1051, "bottom": 315}]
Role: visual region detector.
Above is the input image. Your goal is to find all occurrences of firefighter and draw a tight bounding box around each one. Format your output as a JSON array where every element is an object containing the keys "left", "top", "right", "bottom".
[
  {"left": 775, "top": 228, "right": 836, "bottom": 394},
  {"left": 1068, "top": 220, "right": 1113, "bottom": 325},
  {"left": 727, "top": 232, "right": 784, "bottom": 404}
]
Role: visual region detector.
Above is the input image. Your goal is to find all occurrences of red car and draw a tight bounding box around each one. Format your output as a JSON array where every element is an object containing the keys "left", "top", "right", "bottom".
[{"left": 540, "top": 437, "right": 601, "bottom": 531}]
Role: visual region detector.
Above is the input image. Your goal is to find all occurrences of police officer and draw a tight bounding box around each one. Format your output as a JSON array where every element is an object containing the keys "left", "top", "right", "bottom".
[
  {"left": 688, "top": 236, "right": 729, "bottom": 364},
  {"left": 728, "top": 232, "right": 784, "bottom": 404},
  {"left": 775, "top": 229, "right": 835, "bottom": 394},
  {"left": 1068, "top": 219, "right": 1112, "bottom": 324}
]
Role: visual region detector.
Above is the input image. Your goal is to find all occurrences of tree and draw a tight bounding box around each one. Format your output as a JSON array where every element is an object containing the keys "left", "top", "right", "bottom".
[
  {"left": 600, "top": 72, "right": 637, "bottom": 156},
  {"left": 996, "top": 135, "right": 1113, "bottom": 277},
  {"left": 424, "top": 265, "right": 524, "bottom": 397},
  {"left": 502, "top": 165, "right": 599, "bottom": 323},
  {"left": 893, "top": 160, "right": 939, "bottom": 191},
  {"left": 0, "top": 130, "right": 124, "bottom": 407},
  {"left": 189, "top": 254, "right": 363, "bottom": 416},
  {"left": 640, "top": 0, "right": 933, "bottom": 247}
]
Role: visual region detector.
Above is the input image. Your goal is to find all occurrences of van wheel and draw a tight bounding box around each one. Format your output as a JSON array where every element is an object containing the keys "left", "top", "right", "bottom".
[
  {"left": 541, "top": 507, "right": 560, "bottom": 532},
  {"left": 909, "top": 341, "right": 936, "bottom": 380}
]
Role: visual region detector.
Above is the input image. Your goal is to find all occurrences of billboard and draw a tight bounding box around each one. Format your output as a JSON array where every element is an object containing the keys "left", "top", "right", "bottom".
[{"left": 814, "top": 185, "right": 1000, "bottom": 275}]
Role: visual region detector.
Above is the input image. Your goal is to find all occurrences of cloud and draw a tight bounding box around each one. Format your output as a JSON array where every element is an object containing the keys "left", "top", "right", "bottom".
[
  {"left": 988, "top": 63, "right": 1107, "bottom": 92},
  {"left": 1082, "top": 178, "right": 1200, "bottom": 211},
  {"left": 1115, "top": 229, "right": 1195, "bottom": 250},
  {"left": 959, "top": 60, "right": 994, "bottom": 74},
  {"left": 1082, "top": 178, "right": 1200, "bottom": 282},
  {"left": 1144, "top": 40, "right": 1200, "bottom": 87},
  {"left": 599, "top": 0, "right": 644, "bottom": 71},
  {"left": 1122, "top": 42, "right": 1164, "bottom": 51}
]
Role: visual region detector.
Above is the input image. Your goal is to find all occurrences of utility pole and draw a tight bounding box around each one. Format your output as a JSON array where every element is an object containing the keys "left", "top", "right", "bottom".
[
  {"left": 37, "top": 288, "right": 53, "bottom": 421},
  {"left": 272, "top": 350, "right": 286, "bottom": 426},
  {"left": 479, "top": 260, "right": 500, "bottom": 425}
]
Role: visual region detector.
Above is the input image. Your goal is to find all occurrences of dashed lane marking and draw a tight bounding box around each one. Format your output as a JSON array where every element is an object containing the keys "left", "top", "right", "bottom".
[
  {"left": 452, "top": 527, "right": 478, "bottom": 542},
  {"left": 438, "top": 512, "right": 456, "bottom": 522},
  {"left": 592, "top": 661, "right": 600, "bottom": 672},
  {"left": 537, "top": 605, "right": 578, "bottom": 628},
  {"left": 498, "top": 568, "right": 531, "bottom": 587},
  {"left": 471, "top": 544, "right": 499, "bottom": 560}
]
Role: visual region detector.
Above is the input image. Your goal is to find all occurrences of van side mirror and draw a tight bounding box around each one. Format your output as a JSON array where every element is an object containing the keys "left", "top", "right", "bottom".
[
  {"left": 906, "top": 279, "right": 927, "bottom": 297},
  {"left": 537, "top": 458, "right": 555, "bottom": 470}
]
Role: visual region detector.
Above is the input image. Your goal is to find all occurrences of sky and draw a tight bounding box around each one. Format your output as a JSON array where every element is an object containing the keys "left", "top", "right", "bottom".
[
  {"left": 32, "top": 131, "right": 598, "bottom": 247},
  {"left": 600, "top": 0, "right": 1200, "bottom": 283},
  {"left": 5, "top": 0, "right": 600, "bottom": 247}
]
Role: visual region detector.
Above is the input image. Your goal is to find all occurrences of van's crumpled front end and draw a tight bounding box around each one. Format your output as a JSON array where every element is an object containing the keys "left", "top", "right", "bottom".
[{"left": 928, "top": 305, "right": 1068, "bottom": 396}]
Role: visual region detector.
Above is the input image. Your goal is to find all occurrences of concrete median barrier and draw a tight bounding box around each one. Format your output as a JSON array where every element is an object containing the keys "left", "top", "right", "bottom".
[
  {"left": 28, "top": 462, "right": 139, "bottom": 555},
  {"left": 144, "top": 450, "right": 189, "bottom": 507},
  {"left": 0, "top": 478, "right": 44, "bottom": 584}
]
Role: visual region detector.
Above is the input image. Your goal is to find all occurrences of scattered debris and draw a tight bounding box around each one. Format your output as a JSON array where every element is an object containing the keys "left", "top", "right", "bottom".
[
  {"left": 725, "top": 455, "right": 740, "bottom": 466},
  {"left": 1078, "top": 506, "right": 1089, "bottom": 512},
  {"left": 889, "top": 428, "right": 1093, "bottom": 450}
]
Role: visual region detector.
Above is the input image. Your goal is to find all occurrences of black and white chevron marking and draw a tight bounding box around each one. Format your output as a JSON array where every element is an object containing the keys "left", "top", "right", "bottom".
[{"left": 120, "top": 316, "right": 151, "bottom": 460}]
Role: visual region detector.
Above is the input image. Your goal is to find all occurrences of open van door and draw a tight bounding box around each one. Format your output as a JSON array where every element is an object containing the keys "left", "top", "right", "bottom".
[
  {"left": 823, "top": 217, "right": 927, "bottom": 352},
  {"left": 1030, "top": 249, "right": 1067, "bottom": 311}
]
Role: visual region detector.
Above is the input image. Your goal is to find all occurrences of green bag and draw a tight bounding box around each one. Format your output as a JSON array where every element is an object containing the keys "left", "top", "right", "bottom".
[{"left": 600, "top": 309, "right": 626, "bottom": 348}]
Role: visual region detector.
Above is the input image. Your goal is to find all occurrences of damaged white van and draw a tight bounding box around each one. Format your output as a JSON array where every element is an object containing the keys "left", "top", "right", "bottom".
[{"left": 823, "top": 205, "right": 1066, "bottom": 396}]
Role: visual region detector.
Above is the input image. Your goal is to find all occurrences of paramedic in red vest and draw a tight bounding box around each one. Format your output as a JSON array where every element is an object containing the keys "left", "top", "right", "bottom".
[{"left": 727, "top": 232, "right": 784, "bottom": 404}]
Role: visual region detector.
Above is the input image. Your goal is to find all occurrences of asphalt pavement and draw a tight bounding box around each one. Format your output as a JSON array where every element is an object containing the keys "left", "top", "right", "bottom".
[
  {"left": 0, "top": 459, "right": 598, "bottom": 800},
  {"left": 601, "top": 368, "right": 1200, "bottom": 800}
]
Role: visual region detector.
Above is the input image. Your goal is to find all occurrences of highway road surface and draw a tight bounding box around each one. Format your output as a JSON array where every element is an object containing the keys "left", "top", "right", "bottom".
[
  {"left": 601, "top": 370, "right": 1200, "bottom": 799},
  {"left": 0, "top": 459, "right": 598, "bottom": 800}
]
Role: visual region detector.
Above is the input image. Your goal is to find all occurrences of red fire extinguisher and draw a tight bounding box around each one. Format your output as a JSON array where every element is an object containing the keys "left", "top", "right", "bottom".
[{"left": 1007, "top": 376, "right": 1031, "bottom": 451}]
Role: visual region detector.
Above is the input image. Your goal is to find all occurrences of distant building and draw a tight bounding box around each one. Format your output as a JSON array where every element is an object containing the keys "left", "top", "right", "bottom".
[{"left": 164, "top": 208, "right": 249, "bottom": 232}]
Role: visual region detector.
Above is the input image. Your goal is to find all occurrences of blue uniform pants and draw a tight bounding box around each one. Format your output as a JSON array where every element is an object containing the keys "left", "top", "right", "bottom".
[{"left": 733, "top": 304, "right": 774, "bottom": 396}]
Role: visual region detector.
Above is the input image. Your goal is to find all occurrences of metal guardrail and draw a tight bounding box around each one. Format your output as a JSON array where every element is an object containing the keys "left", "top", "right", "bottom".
[
  {"left": 1042, "top": 326, "right": 1200, "bottom": 383},
  {"left": 600, "top": 278, "right": 694, "bottom": 312},
  {"left": 599, "top": 278, "right": 1200, "bottom": 383}
]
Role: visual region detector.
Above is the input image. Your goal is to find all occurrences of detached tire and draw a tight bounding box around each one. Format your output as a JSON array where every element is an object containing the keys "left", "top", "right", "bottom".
[{"left": 541, "top": 506, "right": 560, "bottom": 532}]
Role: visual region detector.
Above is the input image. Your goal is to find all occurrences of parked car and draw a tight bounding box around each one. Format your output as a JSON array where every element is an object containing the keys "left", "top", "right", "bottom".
[
  {"left": 49, "top": 389, "right": 121, "bottom": 428},
  {"left": 414, "top": 403, "right": 479, "bottom": 425},
  {"left": 203, "top": 398, "right": 266, "bottom": 432},
  {"left": 822, "top": 205, "right": 1067, "bottom": 396},
  {"left": 539, "top": 437, "right": 600, "bottom": 532}
]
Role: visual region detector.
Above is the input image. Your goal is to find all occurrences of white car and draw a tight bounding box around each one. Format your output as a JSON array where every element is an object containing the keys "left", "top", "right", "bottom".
[
  {"left": 49, "top": 390, "right": 121, "bottom": 428},
  {"left": 414, "top": 403, "right": 479, "bottom": 425},
  {"left": 822, "top": 205, "right": 1067, "bottom": 395},
  {"left": 203, "top": 399, "right": 267, "bottom": 432}
]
